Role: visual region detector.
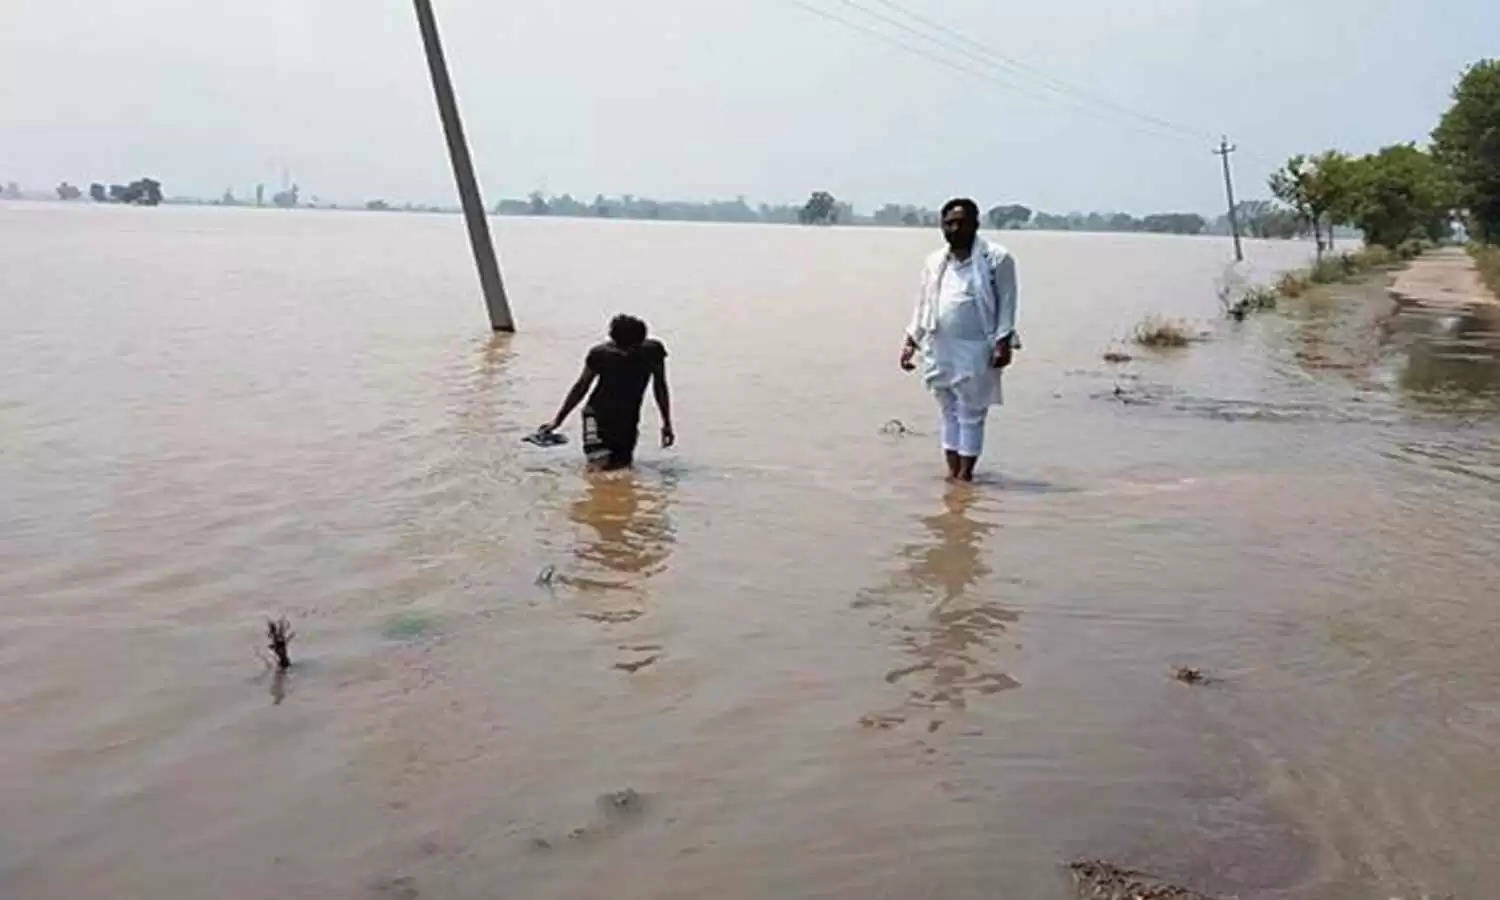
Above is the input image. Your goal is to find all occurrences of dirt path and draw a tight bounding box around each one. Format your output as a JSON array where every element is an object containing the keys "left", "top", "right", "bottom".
[{"left": 1389, "top": 247, "right": 1500, "bottom": 312}]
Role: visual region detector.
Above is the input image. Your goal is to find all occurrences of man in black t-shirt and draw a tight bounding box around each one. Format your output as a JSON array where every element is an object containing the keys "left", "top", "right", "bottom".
[{"left": 540, "top": 314, "right": 674, "bottom": 470}]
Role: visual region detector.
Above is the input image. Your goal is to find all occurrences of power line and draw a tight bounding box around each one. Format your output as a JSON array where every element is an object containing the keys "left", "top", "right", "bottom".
[
  {"left": 781, "top": 0, "right": 1207, "bottom": 147},
  {"left": 858, "top": 0, "right": 1214, "bottom": 141}
]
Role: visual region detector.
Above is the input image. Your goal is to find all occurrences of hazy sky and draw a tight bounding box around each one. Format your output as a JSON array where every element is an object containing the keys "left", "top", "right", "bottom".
[{"left": 2, "top": 1, "right": 1494, "bottom": 213}]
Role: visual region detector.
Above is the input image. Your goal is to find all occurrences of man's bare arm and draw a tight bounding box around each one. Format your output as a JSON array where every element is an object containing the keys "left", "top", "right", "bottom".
[
  {"left": 546, "top": 365, "right": 595, "bottom": 431},
  {"left": 652, "top": 359, "right": 675, "bottom": 447}
]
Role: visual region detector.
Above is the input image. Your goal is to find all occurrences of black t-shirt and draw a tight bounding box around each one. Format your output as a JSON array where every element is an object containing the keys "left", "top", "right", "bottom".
[{"left": 585, "top": 339, "right": 667, "bottom": 429}]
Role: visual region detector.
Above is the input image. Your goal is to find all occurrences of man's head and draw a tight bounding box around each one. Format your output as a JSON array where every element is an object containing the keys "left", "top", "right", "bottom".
[
  {"left": 940, "top": 197, "right": 980, "bottom": 252},
  {"left": 608, "top": 314, "right": 648, "bottom": 349}
]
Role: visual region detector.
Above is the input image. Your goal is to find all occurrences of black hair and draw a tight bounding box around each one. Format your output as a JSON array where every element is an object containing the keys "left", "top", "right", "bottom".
[
  {"left": 940, "top": 197, "right": 980, "bottom": 221},
  {"left": 609, "top": 314, "right": 648, "bottom": 348}
]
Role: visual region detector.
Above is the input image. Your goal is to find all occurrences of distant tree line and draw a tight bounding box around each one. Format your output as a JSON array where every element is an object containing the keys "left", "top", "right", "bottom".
[
  {"left": 493, "top": 189, "right": 1218, "bottom": 236},
  {"left": 494, "top": 192, "right": 812, "bottom": 224}
]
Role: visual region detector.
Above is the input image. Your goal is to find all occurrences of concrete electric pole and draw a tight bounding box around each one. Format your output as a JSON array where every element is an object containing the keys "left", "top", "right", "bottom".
[
  {"left": 413, "top": 0, "right": 515, "bottom": 332},
  {"left": 1214, "top": 136, "right": 1243, "bottom": 263}
]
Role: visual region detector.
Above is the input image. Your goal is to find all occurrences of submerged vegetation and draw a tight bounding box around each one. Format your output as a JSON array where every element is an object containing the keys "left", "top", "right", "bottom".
[{"left": 1224, "top": 244, "right": 1420, "bottom": 321}]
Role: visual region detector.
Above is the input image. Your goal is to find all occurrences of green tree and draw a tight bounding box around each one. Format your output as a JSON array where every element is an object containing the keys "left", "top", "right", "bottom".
[
  {"left": 1270, "top": 156, "right": 1320, "bottom": 256},
  {"left": 798, "top": 191, "right": 838, "bottom": 225},
  {"left": 1346, "top": 144, "right": 1455, "bottom": 248},
  {"left": 1313, "top": 150, "right": 1357, "bottom": 250},
  {"left": 986, "top": 203, "right": 1032, "bottom": 229},
  {"left": 1270, "top": 153, "right": 1353, "bottom": 258},
  {"left": 1234, "top": 200, "right": 1301, "bottom": 239},
  {"left": 1432, "top": 59, "right": 1500, "bottom": 242}
]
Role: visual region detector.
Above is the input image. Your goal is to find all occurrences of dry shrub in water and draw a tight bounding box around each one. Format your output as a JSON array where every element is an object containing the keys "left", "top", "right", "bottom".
[
  {"left": 1352, "top": 245, "right": 1396, "bottom": 268},
  {"left": 1276, "top": 271, "right": 1308, "bottom": 297},
  {"left": 1309, "top": 256, "right": 1348, "bottom": 284},
  {"left": 1133, "top": 315, "right": 1192, "bottom": 347}
]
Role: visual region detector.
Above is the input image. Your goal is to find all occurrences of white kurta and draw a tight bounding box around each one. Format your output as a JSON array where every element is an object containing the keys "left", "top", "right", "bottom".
[
  {"left": 923, "top": 254, "right": 998, "bottom": 409},
  {"left": 907, "top": 240, "right": 1018, "bottom": 410}
]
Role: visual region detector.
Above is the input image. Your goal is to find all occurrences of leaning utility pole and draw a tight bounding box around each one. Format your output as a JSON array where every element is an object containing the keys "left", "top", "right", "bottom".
[
  {"left": 1214, "top": 136, "right": 1243, "bottom": 263},
  {"left": 413, "top": 0, "right": 515, "bottom": 332}
]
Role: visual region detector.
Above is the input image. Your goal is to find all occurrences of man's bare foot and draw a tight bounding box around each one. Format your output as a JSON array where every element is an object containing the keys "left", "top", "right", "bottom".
[{"left": 957, "top": 455, "right": 978, "bottom": 482}]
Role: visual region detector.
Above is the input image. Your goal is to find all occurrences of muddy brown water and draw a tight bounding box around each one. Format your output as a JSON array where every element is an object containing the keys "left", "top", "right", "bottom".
[{"left": 3, "top": 203, "right": 1499, "bottom": 899}]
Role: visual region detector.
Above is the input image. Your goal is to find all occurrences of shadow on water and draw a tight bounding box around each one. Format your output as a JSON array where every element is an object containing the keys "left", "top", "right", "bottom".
[{"left": 856, "top": 487, "right": 1020, "bottom": 731}]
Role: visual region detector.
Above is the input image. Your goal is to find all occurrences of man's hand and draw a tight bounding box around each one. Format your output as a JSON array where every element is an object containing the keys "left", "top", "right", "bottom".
[
  {"left": 899, "top": 341, "right": 917, "bottom": 372},
  {"left": 992, "top": 339, "right": 1013, "bottom": 370},
  {"left": 661, "top": 425, "right": 676, "bottom": 448}
]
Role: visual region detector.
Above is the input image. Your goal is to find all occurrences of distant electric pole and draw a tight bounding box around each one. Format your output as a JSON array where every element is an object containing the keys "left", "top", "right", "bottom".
[
  {"left": 412, "top": 0, "right": 515, "bottom": 332},
  {"left": 1214, "top": 136, "right": 1243, "bottom": 263}
]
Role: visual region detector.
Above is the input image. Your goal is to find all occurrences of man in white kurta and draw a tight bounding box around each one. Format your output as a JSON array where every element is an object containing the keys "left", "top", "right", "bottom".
[{"left": 900, "top": 198, "right": 1019, "bottom": 482}]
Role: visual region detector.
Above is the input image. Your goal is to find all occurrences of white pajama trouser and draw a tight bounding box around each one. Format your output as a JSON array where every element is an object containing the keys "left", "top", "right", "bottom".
[{"left": 935, "top": 386, "right": 987, "bottom": 458}]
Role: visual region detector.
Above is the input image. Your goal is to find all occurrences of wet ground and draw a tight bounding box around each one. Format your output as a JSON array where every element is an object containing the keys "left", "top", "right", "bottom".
[{"left": 3, "top": 204, "right": 1499, "bottom": 898}]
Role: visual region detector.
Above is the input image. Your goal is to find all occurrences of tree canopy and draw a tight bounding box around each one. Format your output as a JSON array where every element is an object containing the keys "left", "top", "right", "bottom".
[{"left": 1433, "top": 59, "right": 1500, "bottom": 242}]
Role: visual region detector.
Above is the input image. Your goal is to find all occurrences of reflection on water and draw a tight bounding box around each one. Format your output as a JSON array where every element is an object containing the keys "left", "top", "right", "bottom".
[
  {"left": 1397, "top": 307, "right": 1500, "bottom": 398},
  {"left": 565, "top": 471, "right": 676, "bottom": 595},
  {"left": 859, "top": 488, "right": 1019, "bottom": 729}
]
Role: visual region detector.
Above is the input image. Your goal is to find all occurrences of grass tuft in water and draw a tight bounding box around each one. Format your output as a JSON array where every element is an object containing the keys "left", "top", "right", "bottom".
[{"left": 1132, "top": 316, "right": 1193, "bottom": 348}]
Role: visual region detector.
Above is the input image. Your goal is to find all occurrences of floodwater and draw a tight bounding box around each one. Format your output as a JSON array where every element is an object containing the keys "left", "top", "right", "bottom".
[{"left": 3, "top": 203, "right": 1499, "bottom": 899}]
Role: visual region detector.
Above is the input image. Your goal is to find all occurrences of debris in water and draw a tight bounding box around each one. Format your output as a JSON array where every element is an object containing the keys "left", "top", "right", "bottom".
[
  {"left": 266, "top": 617, "right": 293, "bottom": 670},
  {"left": 580, "top": 609, "right": 643, "bottom": 624},
  {"left": 535, "top": 564, "right": 556, "bottom": 587},
  {"left": 613, "top": 654, "right": 660, "bottom": 674},
  {"left": 885, "top": 660, "right": 936, "bottom": 683},
  {"left": 1103, "top": 350, "right": 1134, "bottom": 363},
  {"left": 600, "top": 788, "right": 642, "bottom": 812},
  {"left": 1173, "top": 666, "right": 1206, "bottom": 685},
  {"left": 367, "top": 876, "right": 420, "bottom": 900},
  {"left": 858, "top": 712, "right": 905, "bottom": 729},
  {"left": 1069, "top": 859, "right": 1215, "bottom": 899}
]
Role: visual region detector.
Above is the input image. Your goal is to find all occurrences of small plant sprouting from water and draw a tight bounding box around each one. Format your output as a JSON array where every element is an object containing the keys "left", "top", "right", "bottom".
[
  {"left": 266, "top": 617, "right": 294, "bottom": 670},
  {"left": 1132, "top": 315, "right": 1192, "bottom": 348}
]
